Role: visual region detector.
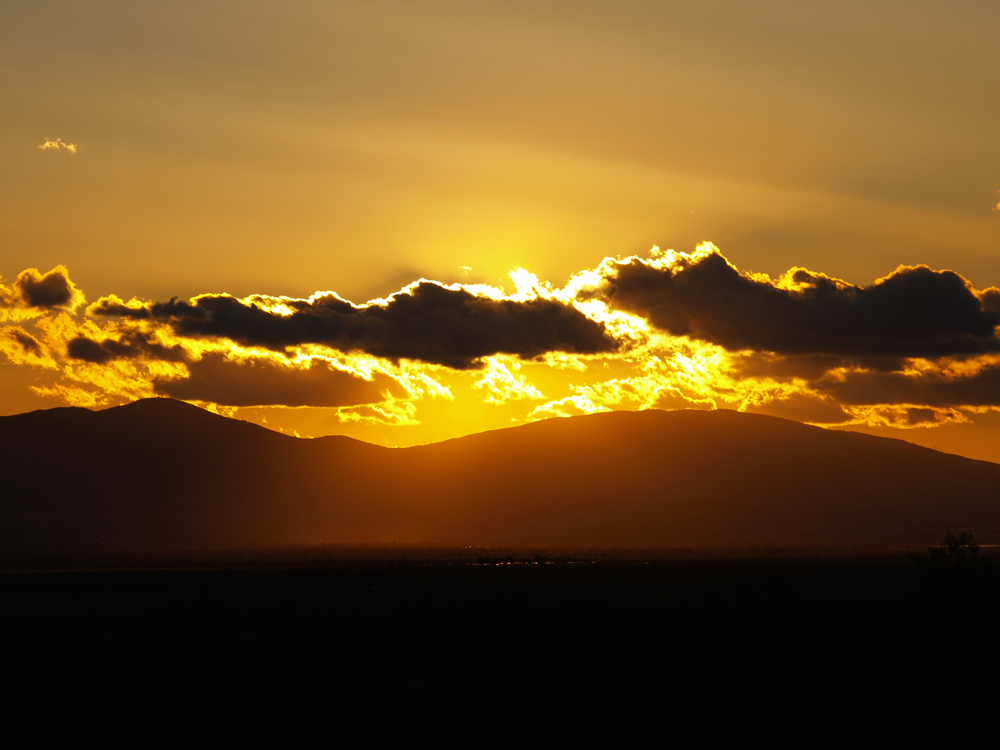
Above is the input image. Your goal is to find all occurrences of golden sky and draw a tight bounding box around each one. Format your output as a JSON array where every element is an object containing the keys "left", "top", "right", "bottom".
[{"left": 3, "top": 1, "right": 1000, "bottom": 460}]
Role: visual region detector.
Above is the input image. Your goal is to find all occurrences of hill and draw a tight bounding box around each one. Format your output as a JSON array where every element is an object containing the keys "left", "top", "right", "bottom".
[{"left": 2, "top": 398, "right": 999, "bottom": 550}]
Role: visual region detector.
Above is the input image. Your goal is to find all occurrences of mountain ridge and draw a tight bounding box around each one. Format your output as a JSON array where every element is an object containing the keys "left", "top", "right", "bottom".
[
  {"left": 13, "top": 396, "right": 997, "bottom": 466},
  {"left": 2, "top": 397, "right": 998, "bottom": 551}
]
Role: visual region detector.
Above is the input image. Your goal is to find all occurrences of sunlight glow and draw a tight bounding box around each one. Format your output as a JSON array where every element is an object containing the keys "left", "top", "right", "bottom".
[{"left": 472, "top": 357, "right": 544, "bottom": 405}]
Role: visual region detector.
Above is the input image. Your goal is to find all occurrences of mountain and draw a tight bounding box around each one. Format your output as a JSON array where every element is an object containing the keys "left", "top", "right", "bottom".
[{"left": 2, "top": 398, "right": 999, "bottom": 551}]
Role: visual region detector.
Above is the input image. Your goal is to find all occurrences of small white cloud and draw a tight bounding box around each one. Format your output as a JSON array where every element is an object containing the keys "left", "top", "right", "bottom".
[
  {"left": 38, "top": 137, "right": 78, "bottom": 155},
  {"left": 459, "top": 265, "right": 472, "bottom": 277}
]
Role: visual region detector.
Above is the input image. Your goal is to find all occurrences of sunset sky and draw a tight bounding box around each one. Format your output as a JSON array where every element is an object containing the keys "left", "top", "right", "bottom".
[{"left": 3, "top": 1, "right": 1000, "bottom": 460}]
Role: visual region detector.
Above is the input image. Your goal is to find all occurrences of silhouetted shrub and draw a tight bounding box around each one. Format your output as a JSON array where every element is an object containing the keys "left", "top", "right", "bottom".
[{"left": 914, "top": 529, "right": 997, "bottom": 609}]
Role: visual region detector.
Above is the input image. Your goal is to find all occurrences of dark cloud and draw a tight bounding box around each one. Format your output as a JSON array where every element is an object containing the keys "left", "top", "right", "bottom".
[
  {"left": 907, "top": 408, "right": 939, "bottom": 426},
  {"left": 599, "top": 251, "right": 1000, "bottom": 358},
  {"left": 154, "top": 353, "right": 405, "bottom": 407},
  {"left": 742, "top": 392, "right": 853, "bottom": 425},
  {"left": 93, "top": 282, "right": 619, "bottom": 368},
  {"left": 9, "top": 328, "right": 43, "bottom": 356},
  {"left": 981, "top": 287, "right": 1000, "bottom": 314},
  {"left": 16, "top": 267, "right": 79, "bottom": 308},
  {"left": 819, "top": 360, "right": 1000, "bottom": 409},
  {"left": 0, "top": 327, "right": 50, "bottom": 366},
  {"left": 733, "top": 352, "right": 910, "bottom": 382},
  {"left": 67, "top": 334, "right": 188, "bottom": 365}
]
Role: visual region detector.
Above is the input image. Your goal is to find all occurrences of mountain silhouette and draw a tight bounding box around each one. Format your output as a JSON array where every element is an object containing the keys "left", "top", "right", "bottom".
[{"left": 2, "top": 397, "right": 999, "bottom": 551}]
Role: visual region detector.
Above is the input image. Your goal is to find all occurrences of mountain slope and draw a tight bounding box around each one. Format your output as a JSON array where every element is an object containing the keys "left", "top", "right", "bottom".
[
  {"left": 391, "top": 409, "right": 1000, "bottom": 545},
  {"left": 2, "top": 398, "right": 999, "bottom": 550}
]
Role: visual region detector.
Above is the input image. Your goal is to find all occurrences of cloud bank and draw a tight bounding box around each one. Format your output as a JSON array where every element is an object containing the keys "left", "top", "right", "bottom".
[{"left": 5, "top": 244, "right": 1000, "bottom": 437}]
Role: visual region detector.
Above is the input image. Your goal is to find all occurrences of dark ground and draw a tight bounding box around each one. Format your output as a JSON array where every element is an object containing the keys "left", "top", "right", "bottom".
[{"left": 3, "top": 545, "right": 999, "bottom": 742}]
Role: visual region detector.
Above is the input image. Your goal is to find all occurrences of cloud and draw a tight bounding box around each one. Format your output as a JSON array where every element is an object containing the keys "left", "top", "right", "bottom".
[
  {"left": 19, "top": 268, "right": 75, "bottom": 307},
  {"left": 9, "top": 266, "right": 84, "bottom": 310},
  {"left": 8, "top": 251, "right": 1000, "bottom": 439},
  {"left": 92, "top": 280, "right": 620, "bottom": 369},
  {"left": 153, "top": 353, "right": 407, "bottom": 408},
  {"left": 906, "top": 408, "right": 939, "bottom": 426},
  {"left": 818, "top": 356, "right": 1000, "bottom": 409},
  {"left": 472, "top": 357, "right": 544, "bottom": 404},
  {"left": 526, "top": 393, "right": 612, "bottom": 422},
  {"left": 843, "top": 404, "right": 969, "bottom": 430},
  {"left": 595, "top": 245, "right": 1000, "bottom": 359},
  {"left": 66, "top": 333, "right": 188, "bottom": 365},
  {"left": 38, "top": 137, "right": 78, "bottom": 154},
  {"left": 0, "top": 326, "right": 56, "bottom": 368},
  {"left": 0, "top": 267, "right": 85, "bottom": 324},
  {"left": 740, "top": 391, "right": 853, "bottom": 425},
  {"left": 336, "top": 399, "right": 419, "bottom": 427}
]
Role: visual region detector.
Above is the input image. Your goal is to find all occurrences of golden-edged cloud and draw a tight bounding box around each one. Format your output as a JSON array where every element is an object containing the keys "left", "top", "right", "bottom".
[
  {"left": 91, "top": 280, "right": 620, "bottom": 369},
  {"left": 472, "top": 357, "right": 544, "bottom": 405},
  {"left": 0, "top": 266, "right": 84, "bottom": 321},
  {"left": 0, "top": 326, "right": 57, "bottom": 369},
  {"left": 592, "top": 244, "right": 1000, "bottom": 359},
  {"left": 38, "top": 137, "right": 78, "bottom": 154}
]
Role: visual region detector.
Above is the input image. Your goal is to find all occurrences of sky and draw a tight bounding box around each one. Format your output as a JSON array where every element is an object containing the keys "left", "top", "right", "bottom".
[{"left": 3, "top": 1, "right": 1000, "bottom": 459}]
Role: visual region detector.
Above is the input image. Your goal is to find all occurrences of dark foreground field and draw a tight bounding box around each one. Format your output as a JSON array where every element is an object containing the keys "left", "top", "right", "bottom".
[{"left": 3, "top": 545, "right": 999, "bottom": 742}]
